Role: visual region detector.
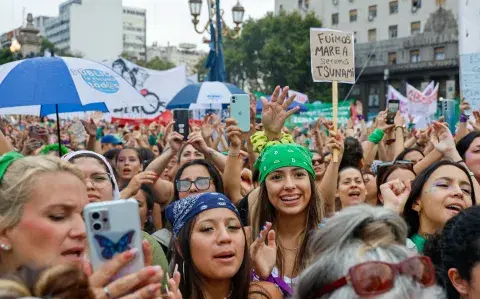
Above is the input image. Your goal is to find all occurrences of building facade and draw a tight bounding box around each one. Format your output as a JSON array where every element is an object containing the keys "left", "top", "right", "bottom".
[
  {"left": 275, "top": 0, "right": 459, "bottom": 119},
  {"left": 39, "top": 0, "right": 146, "bottom": 61},
  {"left": 147, "top": 42, "right": 206, "bottom": 75},
  {"left": 122, "top": 6, "right": 147, "bottom": 61}
]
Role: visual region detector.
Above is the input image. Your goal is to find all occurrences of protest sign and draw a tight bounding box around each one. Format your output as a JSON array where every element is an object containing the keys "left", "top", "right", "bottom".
[
  {"left": 460, "top": 54, "right": 480, "bottom": 111},
  {"left": 288, "top": 90, "right": 309, "bottom": 104},
  {"left": 288, "top": 102, "right": 350, "bottom": 128},
  {"left": 310, "top": 28, "right": 355, "bottom": 83}
]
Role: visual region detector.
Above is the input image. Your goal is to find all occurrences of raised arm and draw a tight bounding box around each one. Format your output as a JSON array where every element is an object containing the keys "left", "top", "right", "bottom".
[{"left": 222, "top": 118, "right": 245, "bottom": 205}]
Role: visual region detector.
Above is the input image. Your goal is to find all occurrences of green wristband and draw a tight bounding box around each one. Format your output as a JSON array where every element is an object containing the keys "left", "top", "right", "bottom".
[{"left": 368, "top": 128, "right": 385, "bottom": 144}]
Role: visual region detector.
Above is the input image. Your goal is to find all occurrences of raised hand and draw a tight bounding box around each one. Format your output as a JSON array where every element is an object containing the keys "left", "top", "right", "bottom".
[
  {"left": 261, "top": 86, "right": 299, "bottom": 139},
  {"left": 380, "top": 179, "right": 411, "bottom": 214},
  {"left": 188, "top": 131, "right": 209, "bottom": 154},
  {"left": 167, "top": 130, "right": 184, "bottom": 153},
  {"left": 377, "top": 110, "right": 394, "bottom": 131},
  {"left": 225, "top": 118, "right": 243, "bottom": 149},
  {"left": 394, "top": 111, "right": 405, "bottom": 127},
  {"left": 201, "top": 114, "right": 214, "bottom": 140},
  {"left": 81, "top": 119, "right": 97, "bottom": 137},
  {"left": 430, "top": 121, "right": 456, "bottom": 155},
  {"left": 469, "top": 110, "right": 480, "bottom": 132},
  {"left": 326, "top": 130, "right": 344, "bottom": 161},
  {"left": 460, "top": 100, "right": 471, "bottom": 115},
  {"left": 250, "top": 222, "right": 276, "bottom": 280}
]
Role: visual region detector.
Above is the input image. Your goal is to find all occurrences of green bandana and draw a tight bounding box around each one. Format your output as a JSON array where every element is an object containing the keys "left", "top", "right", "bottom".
[
  {"left": 40, "top": 144, "right": 69, "bottom": 156},
  {"left": 254, "top": 144, "right": 314, "bottom": 183},
  {"left": 0, "top": 152, "right": 24, "bottom": 183}
]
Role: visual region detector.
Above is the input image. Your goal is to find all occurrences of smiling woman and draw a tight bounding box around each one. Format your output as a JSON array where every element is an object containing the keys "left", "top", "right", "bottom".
[{"left": 403, "top": 160, "right": 477, "bottom": 253}]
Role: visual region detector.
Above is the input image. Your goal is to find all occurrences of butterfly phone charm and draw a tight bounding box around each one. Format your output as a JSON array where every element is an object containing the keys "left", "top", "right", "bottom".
[{"left": 83, "top": 199, "right": 145, "bottom": 280}]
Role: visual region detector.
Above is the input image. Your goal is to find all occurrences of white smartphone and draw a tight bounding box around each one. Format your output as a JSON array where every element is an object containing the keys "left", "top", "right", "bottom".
[
  {"left": 83, "top": 199, "right": 144, "bottom": 280},
  {"left": 230, "top": 94, "right": 251, "bottom": 132}
]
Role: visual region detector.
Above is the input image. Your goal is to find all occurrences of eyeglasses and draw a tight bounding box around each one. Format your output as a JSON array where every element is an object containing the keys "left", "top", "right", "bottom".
[
  {"left": 85, "top": 173, "right": 112, "bottom": 189},
  {"left": 315, "top": 256, "right": 435, "bottom": 297},
  {"left": 176, "top": 177, "right": 212, "bottom": 192},
  {"left": 312, "top": 158, "right": 325, "bottom": 165}
]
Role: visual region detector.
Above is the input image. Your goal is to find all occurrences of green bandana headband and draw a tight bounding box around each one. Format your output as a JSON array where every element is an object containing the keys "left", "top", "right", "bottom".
[
  {"left": 254, "top": 144, "right": 315, "bottom": 183},
  {"left": 40, "top": 144, "right": 69, "bottom": 156},
  {"left": 0, "top": 152, "right": 24, "bottom": 183}
]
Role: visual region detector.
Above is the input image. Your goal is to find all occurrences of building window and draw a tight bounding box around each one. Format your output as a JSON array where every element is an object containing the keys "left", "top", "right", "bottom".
[
  {"left": 388, "top": 52, "right": 397, "bottom": 64},
  {"left": 332, "top": 13, "right": 339, "bottom": 25},
  {"left": 411, "top": 21, "right": 421, "bottom": 35},
  {"left": 354, "top": 31, "right": 357, "bottom": 43},
  {"left": 434, "top": 46, "right": 445, "bottom": 60},
  {"left": 349, "top": 9, "right": 357, "bottom": 22},
  {"left": 389, "top": 25, "right": 398, "bottom": 39},
  {"left": 389, "top": 1, "right": 399, "bottom": 14},
  {"left": 412, "top": 0, "right": 422, "bottom": 9},
  {"left": 368, "top": 29, "right": 377, "bottom": 42},
  {"left": 410, "top": 49, "right": 420, "bottom": 63},
  {"left": 369, "top": 5, "right": 377, "bottom": 18}
]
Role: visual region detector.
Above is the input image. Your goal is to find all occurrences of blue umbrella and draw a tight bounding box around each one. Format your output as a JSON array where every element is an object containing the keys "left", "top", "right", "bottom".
[
  {"left": 167, "top": 82, "right": 246, "bottom": 109},
  {"left": 0, "top": 56, "right": 148, "bottom": 155},
  {"left": 256, "top": 97, "right": 307, "bottom": 114}
]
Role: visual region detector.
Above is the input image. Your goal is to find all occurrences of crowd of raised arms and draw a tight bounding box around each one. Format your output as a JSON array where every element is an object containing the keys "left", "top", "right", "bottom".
[{"left": 1, "top": 86, "right": 480, "bottom": 299}]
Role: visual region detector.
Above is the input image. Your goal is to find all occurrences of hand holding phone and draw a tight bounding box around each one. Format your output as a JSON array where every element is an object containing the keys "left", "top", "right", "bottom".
[
  {"left": 83, "top": 200, "right": 144, "bottom": 280},
  {"left": 387, "top": 100, "right": 400, "bottom": 125},
  {"left": 173, "top": 109, "right": 190, "bottom": 140},
  {"left": 230, "top": 94, "right": 251, "bottom": 132}
]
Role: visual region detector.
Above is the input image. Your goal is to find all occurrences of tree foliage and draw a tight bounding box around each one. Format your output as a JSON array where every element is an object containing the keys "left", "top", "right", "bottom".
[{"left": 223, "top": 11, "right": 332, "bottom": 102}]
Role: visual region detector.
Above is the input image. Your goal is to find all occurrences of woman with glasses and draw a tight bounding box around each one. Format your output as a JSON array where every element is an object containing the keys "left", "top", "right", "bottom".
[
  {"left": 425, "top": 205, "right": 480, "bottom": 299},
  {"left": 63, "top": 150, "right": 169, "bottom": 276},
  {"left": 294, "top": 204, "right": 445, "bottom": 298}
]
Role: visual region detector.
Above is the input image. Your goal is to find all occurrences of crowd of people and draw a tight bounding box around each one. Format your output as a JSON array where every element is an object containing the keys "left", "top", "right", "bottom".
[{"left": 0, "top": 85, "right": 479, "bottom": 298}]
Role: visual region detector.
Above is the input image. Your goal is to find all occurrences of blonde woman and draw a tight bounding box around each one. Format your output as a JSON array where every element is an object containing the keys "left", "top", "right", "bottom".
[{"left": 0, "top": 153, "right": 179, "bottom": 299}]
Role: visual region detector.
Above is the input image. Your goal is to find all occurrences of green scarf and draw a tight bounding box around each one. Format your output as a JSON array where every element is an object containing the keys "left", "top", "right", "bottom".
[
  {"left": 410, "top": 233, "right": 426, "bottom": 253},
  {"left": 40, "top": 144, "right": 69, "bottom": 156},
  {"left": 0, "top": 152, "right": 24, "bottom": 183},
  {"left": 254, "top": 144, "right": 314, "bottom": 183}
]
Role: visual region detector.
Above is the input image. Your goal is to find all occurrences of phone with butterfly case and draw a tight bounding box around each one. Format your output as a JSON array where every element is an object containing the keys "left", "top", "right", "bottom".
[{"left": 83, "top": 199, "right": 144, "bottom": 280}]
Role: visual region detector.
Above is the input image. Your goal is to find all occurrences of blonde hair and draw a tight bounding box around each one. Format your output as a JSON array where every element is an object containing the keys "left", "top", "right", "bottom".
[
  {"left": 0, "top": 265, "right": 93, "bottom": 298},
  {"left": 0, "top": 155, "right": 84, "bottom": 230}
]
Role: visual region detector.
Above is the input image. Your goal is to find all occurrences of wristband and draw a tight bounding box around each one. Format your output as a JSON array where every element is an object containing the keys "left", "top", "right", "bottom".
[
  {"left": 385, "top": 139, "right": 396, "bottom": 145},
  {"left": 367, "top": 128, "right": 385, "bottom": 144},
  {"left": 460, "top": 114, "right": 469, "bottom": 123},
  {"left": 415, "top": 141, "right": 424, "bottom": 147},
  {"left": 408, "top": 123, "right": 415, "bottom": 130},
  {"left": 357, "top": 115, "right": 364, "bottom": 121},
  {"left": 395, "top": 126, "right": 404, "bottom": 131}
]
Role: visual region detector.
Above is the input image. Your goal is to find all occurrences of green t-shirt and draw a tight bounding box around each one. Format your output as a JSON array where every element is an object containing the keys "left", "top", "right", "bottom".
[
  {"left": 410, "top": 233, "right": 426, "bottom": 253},
  {"left": 142, "top": 231, "right": 169, "bottom": 285}
]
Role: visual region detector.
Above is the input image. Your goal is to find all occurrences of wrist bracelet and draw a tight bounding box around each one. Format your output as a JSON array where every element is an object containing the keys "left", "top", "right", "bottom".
[
  {"left": 455, "top": 159, "right": 464, "bottom": 163},
  {"left": 460, "top": 114, "right": 469, "bottom": 123},
  {"left": 367, "top": 128, "right": 385, "bottom": 144},
  {"left": 395, "top": 126, "right": 404, "bottom": 131},
  {"left": 228, "top": 150, "right": 240, "bottom": 157},
  {"left": 357, "top": 115, "right": 364, "bottom": 121},
  {"left": 415, "top": 142, "right": 424, "bottom": 147}
]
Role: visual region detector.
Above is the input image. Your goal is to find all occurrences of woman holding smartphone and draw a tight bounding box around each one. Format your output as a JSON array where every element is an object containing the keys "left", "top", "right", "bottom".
[{"left": 0, "top": 154, "right": 179, "bottom": 298}]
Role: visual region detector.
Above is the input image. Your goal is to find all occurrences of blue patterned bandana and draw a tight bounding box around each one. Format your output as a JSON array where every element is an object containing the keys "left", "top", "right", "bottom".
[{"left": 166, "top": 192, "right": 240, "bottom": 237}]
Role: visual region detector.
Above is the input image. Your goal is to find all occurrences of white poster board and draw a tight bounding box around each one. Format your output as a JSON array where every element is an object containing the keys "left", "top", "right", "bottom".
[{"left": 310, "top": 28, "right": 355, "bottom": 83}]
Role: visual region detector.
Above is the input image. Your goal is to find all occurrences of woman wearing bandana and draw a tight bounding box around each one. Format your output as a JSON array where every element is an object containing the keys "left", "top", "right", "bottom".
[{"left": 166, "top": 192, "right": 281, "bottom": 299}]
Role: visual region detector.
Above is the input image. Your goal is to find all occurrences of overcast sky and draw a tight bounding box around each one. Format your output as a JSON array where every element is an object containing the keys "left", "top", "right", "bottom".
[{"left": 0, "top": 0, "right": 274, "bottom": 51}]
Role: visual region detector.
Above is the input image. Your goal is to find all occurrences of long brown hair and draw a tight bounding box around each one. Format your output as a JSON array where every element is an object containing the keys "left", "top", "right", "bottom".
[{"left": 252, "top": 175, "right": 324, "bottom": 278}]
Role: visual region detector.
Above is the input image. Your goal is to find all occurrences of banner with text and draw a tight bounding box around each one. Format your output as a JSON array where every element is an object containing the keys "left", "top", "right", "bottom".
[
  {"left": 288, "top": 102, "right": 351, "bottom": 127},
  {"left": 310, "top": 28, "right": 355, "bottom": 83}
]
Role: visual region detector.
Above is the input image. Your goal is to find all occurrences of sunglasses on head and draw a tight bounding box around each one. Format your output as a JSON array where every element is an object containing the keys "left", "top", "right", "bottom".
[
  {"left": 315, "top": 256, "right": 435, "bottom": 297},
  {"left": 176, "top": 177, "right": 212, "bottom": 192},
  {"left": 378, "top": 160, "right": 413, "bottom": 168}
]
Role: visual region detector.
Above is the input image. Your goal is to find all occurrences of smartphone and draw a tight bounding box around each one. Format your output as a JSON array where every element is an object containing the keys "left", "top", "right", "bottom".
[
  {"left": 230, "top": 94, "right": 250, "bottom": 132},
  {"left": 387, "top": 100, "right": 400, "bottom": 125},
  {"left": 83, "top": 200, "right": 144, "bottom": 280},
  {"left": 174, "top": 109, "right": 190, "bottom": 140},
  {"left": 442, "top": 99, "right": 456, "bottom": 135}
]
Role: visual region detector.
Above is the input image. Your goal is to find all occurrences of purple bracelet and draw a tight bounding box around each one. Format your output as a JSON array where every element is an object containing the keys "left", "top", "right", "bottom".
[
  {"left": 357, "top": 114, "right": 364, "bottom": 121},
  {"left": 460, "top": 114, "right": 469, "bottom": 123}
]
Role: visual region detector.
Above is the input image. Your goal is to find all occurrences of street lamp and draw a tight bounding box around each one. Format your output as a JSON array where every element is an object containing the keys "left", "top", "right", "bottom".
[
  {"left": 188, "top": 0, "right": 245, "bottom": 39},
  {"left": 9, "top": 37, "right": 21, "bottom": 53}
]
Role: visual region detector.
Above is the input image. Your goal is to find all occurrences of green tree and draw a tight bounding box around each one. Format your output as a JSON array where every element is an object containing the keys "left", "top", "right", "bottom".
[
  {"left": 223, "top": 11, "right": 332, "bottom": 102},
  {"left": 194, "top": 54, "right": 208, "bottom": 82},
  {"left": 0, "top": 48, "right": 19, "bottom": 65}
]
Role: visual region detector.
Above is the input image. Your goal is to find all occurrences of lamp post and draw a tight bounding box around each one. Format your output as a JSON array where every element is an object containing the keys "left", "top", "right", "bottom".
[
  {"left": 384, "top": 68, "right": 390, "bottom": 104},
  {"left": 188, "top": 0, "right": 245, "bottom": 82}
]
